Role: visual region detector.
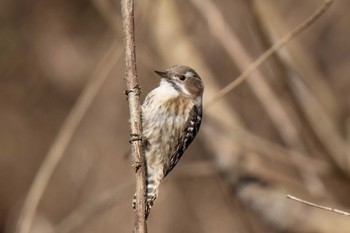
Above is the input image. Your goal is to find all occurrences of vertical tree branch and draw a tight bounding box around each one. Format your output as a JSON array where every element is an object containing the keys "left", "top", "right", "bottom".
[{"left": 120, "top": 0, "right": 147, "bottom": 232}]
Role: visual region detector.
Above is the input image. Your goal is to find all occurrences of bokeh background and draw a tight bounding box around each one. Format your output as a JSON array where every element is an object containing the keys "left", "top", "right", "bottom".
[{"left": 1, "top": 0, "right": 350, "bottom": 232}]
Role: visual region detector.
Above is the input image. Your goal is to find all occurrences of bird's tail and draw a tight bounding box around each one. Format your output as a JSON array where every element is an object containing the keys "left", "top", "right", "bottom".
[{"left": 132, "top": 177, "right": 160, "bottom": 219}]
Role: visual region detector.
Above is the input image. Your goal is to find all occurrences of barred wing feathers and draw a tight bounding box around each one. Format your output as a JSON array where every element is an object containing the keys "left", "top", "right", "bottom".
[{"left": 164, "top": 105, "right": 202, "bottom": 177}]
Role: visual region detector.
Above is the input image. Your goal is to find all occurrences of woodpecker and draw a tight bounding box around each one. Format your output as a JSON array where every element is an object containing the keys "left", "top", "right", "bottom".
[{"left": 133, "top": 65, "right": 204, "bottom": 218}]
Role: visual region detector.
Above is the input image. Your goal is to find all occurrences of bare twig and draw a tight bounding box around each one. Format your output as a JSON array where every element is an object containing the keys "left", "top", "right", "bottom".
[
  {"left": 290, "top": 73, "right": 350, "bottom": 174},
  {"left": 205, "top": 0, "right": 333, "bottom": 106},
  {"left": 252, "top": 0, "right": 350, "bottom": 175},
  {"left": 120, "top": 0, "right": 147, "bottom": 232},
  {"left": 191, "top": 0, "right": 301, "bottom": 147},
  {"left": 252, "top": 0, "right": 339, "bottom": 118},
  {"left": 287, "top": 195, "right": 350, "bottom": 216},
  {"left": 14, "top": 43, "right": 123, "bottom": 233}
]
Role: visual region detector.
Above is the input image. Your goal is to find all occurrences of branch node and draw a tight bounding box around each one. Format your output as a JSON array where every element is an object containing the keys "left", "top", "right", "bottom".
[
  {"left": 124, "top": 84, "right": 142, "bottom": 96},
  {"left": 129, "top": 133, "right": 143, "bottom": 143},
  {"left": 132, "top": 161, "right": 142, "bottom": 172}
]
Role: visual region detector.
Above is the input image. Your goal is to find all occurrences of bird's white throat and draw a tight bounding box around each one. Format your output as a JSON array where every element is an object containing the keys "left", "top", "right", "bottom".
[{"left": 152, "top": 79, "right": 180, "bottom": 101}]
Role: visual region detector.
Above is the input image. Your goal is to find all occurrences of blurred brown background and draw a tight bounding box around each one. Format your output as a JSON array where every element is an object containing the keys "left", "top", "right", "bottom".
[{"left": 1, "top": 0, "right": 350, "bottom": 232}]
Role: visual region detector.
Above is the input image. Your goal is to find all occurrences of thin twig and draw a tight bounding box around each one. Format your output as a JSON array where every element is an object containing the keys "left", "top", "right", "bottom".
[
  {"left": 120, "top": 0, "right": 147, "bottom": 232},
  {"left": 205, "top": 0, "right": 333, "bottom": 106},
  {"left": 287, "top": 195, "right": 350, "bottom": 216},
  {"left": 14, "top": 43, "right": 123, "bottom": 233}
]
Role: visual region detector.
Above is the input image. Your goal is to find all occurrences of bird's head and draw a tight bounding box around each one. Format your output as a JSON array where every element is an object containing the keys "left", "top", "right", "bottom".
[{"left": 155, "top": 65, "right": 204, "bottom": 101}]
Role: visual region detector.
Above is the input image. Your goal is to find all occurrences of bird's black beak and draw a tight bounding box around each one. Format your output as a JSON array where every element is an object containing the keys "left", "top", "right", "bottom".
[{"left": 154, "top": 70, "right": 168, "bottom": 79}]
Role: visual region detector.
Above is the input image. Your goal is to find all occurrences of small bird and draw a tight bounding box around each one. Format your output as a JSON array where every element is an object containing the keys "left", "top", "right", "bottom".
[{"left": 133, "top": 65, "right": 204, "bottom": 218}]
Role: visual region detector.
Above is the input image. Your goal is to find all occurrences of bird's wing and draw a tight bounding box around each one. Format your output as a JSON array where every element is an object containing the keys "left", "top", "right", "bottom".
[{"left": 164, "top": 105, "right": 202, "bottom": 177}]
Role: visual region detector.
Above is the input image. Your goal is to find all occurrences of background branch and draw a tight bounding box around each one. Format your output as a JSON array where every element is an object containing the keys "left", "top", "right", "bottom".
[
  {"left": 55, "top": 182, "right": 134, "bottom": 233},
  {"left": 205, "top": 0, "right": 333, "bottom": 106},
  {"left": 14, "top": 41, "right": 122, "bottom": 233}
]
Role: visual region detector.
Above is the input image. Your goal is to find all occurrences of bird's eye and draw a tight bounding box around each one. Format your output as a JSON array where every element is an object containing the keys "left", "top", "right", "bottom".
[{"left": 179, "top": 75, "right": 186, "bottom": 81}]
